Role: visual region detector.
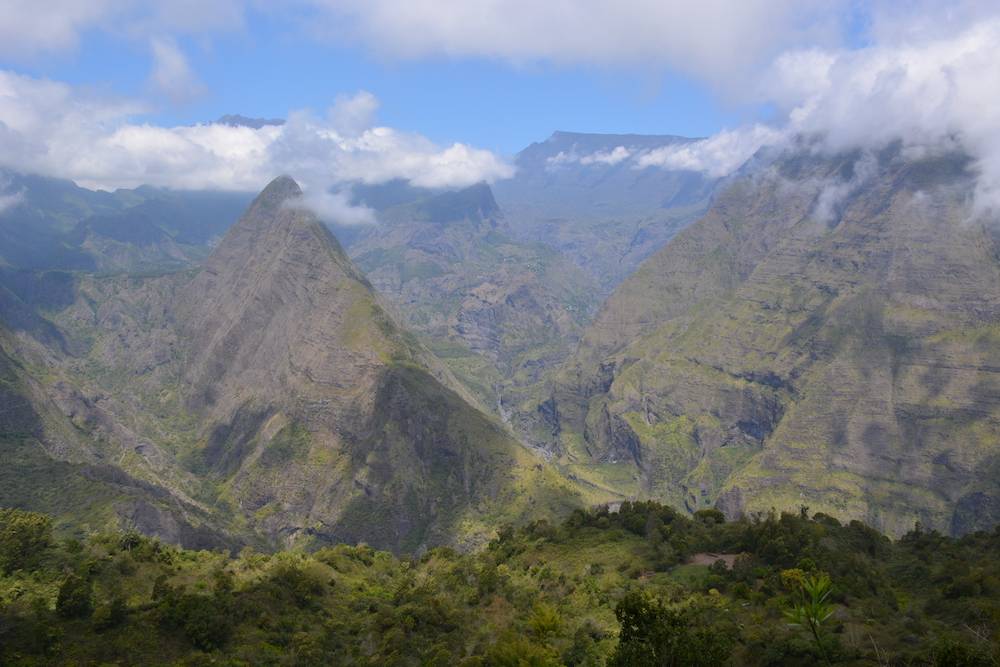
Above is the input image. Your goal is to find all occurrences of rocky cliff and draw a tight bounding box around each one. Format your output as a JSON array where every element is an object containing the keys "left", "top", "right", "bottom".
[{"left": 547, "top": 145, "right": 1000, "bottom": 536}]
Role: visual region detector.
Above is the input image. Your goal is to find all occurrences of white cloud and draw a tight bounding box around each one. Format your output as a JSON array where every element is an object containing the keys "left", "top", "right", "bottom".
[
  {"left": 307, "top": 0, "right": 844, "bottom": 91},
  {"left": 0, "top": 191, "right": 23, "bottom": 214},
  {"left": 762, "top": 15, "right": 1000, "bottom": 213},
  {"left": 581, "top": 146, "right": 631, "bottom": 166},
  {"left": 609, "top": 7, "right": 1000, "bottom": 215},
  {"left": 289, "top": 190, "right": 375, "bottom": 226},
  {"left": 810, "top": 152, "right": 878, "bottom": 224},
  {"left": 0, "top": 1, "right": 248, "bottom": 60},
  {"left": 0, "top": 0, "right": 123, "bottom": 58},
  {"left": 636, "top": 125, "right": 784, "bottom": 177},
  {"left": 148, "top": 37, "right": 205, "bottom": 103},
  {"left": 328, "top": 91, "right": 379, "bottom": 137},
  {"left": 546, "top": 146, "right": 633, "bottom": 169},
  {"left": 0, "top": 70, "right": 512, "bottom": 195}
]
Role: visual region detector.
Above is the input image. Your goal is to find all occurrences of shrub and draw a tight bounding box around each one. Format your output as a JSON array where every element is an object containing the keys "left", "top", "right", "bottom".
[
  {"left": 609, "top": 591, "right": 734, "bottom": 667},
  {"left": 56, "top": 574, "right": 94, "bottom": 619},
  {"left": 0, "top": 508, "right": 53, "bottom": 573}
]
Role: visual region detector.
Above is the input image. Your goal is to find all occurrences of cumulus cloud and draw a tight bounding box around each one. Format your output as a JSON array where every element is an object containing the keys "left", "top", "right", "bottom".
[
  {"left": 328, "top": 91, "right": 380, "bottom": 137},
  {"left": 0, "top": 0, "right": 122, "bottom": 58},
  {"left": 0, "top": 0, "right": 247, "bottom": 59},
  {"left": 542, "top": 127, "right": 782, "bottom": 179},
  {"left": 289, "top": 190, "right": 376, "bottom": 226},
  {"left": 761, "top": 14, "right": 1000, "bottom": 213},
  {"left": 0, "top": 70, "right": 512, "bottom": 197},
  {"left": 810, "top": 152, "right": 879, "bottom": 224},
  {"left": 0, "top": 191, "right": 23, "bottom": 214},
  {"left": 571, "top": 7, "right": 1000, "bottom": 215},
  {"left": 581, "top": 146, "right": 632, "bottom": 166}
]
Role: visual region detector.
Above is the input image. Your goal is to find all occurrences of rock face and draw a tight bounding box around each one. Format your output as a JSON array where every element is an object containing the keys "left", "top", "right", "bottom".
[
  {"left": 548, "top": 146, "right": 1000, "bottom": 536},
  {"left": 18, "top": 176, "right": 580, "bottom": 552}
]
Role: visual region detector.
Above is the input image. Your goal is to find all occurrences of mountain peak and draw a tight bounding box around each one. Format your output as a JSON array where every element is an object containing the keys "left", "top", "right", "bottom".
[
  {"left": 215, "top": 114, "right": 285, "bottom": 129},
  {"left": 242, "top": 175, "right": 303, "bottom": 219},
  {"left": 259, "top": 175, "right": 302, "bottom": 201}
]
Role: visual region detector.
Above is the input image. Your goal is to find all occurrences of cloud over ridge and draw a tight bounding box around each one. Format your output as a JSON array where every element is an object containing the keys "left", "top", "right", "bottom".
[{"left": 0, "top": 74, "right": 512, "bottom": 223}]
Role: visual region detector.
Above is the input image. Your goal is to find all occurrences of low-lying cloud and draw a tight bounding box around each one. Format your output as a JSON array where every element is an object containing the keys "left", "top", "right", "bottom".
[
  {"left": 636, "top": 125, "right": 784, "bottom": 177},
  {"left": 0, "top": 190, "right": 23, "bottom": 214},
  {"left": 547, "top": 145, "right": 632, "bottom": 169},
  {"left": 0, "top": 73, "right": 512, "bottom": 224},
  {"left": 762, "top": 15, "right": 1000, "bottom": 213}
]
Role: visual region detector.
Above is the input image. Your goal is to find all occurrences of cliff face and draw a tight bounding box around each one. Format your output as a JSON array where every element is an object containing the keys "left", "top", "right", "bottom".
[{"left": 548, "top": 147, "right": 1000, "bottom": 536}]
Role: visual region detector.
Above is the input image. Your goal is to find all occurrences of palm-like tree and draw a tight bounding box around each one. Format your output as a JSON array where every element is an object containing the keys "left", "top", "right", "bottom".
[{"left": 785, "top": 572, "right": 835, "bottom": 664}]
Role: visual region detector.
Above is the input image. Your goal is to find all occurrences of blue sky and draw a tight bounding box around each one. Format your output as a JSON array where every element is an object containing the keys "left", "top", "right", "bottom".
[{"left": 5, "top": 7, "right": 746, "bottom": 156}]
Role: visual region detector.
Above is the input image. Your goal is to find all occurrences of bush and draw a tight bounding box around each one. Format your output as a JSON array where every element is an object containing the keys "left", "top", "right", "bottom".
[
  {"left": 0, "top": 508, "right": 53, "bottom": 573},
  {"left": 159, "top": 592, "right": 233, "bottom": 651},
  {"left": 931, "top": 637, "right": 996, "bottom": 667},
  {"left": 93, "top": 595, "right": 127, "bottom": 631},
  {"left": 56, "top": 574, "right": 94, "bottom": 619},
  {"left": 609, "top": 591, "right": 734, "bottom": 667}
]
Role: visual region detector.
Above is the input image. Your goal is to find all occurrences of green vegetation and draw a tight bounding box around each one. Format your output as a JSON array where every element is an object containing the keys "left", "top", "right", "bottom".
[{"left": 2, "top": 502, "right": 999, "bottom": 665}]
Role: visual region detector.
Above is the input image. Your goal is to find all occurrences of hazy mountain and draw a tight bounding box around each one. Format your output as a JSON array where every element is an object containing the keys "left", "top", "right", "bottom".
[
  {"left": 343, "top": 182, "right": 597, "bottom": 410},
  {"left": 214, "top": 114, "right": 285, "bottom": 129},
  {"left": 0, "top": 169, "right": 251, "bottom": 273},
  {"left": 493, "top": 131, "right": 718, "bottom": 291},
  {"left": 543, "top": 144, "right": 1000, "bottom": 536}
]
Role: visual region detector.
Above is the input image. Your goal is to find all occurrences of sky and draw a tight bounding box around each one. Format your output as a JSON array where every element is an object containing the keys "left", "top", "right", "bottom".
[{"left": 1, "top": 1, "right": 1000, "bottom": 218}]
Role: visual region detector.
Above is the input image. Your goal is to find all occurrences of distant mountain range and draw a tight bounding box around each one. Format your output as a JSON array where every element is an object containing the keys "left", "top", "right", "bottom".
[
  {"left": 494, "top": 131, "right": 718, "bottom": 291},
  {"left": 0, "top": 168, "right": 251, "bottom": 273},
  {"left": 1, "top": 131, "right": 999, "bottom": 551}
]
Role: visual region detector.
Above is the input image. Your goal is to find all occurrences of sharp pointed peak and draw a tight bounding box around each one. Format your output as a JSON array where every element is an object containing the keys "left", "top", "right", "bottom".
[
  {"left": 240, "top": 175, "right": 305, "bottom": 220},
  {"left": 259, "top": 175, "right": 302, "bottom": 200}
]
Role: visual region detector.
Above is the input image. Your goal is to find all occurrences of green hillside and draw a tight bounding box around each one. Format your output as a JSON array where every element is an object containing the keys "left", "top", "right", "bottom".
[{"left": 2, "top": 502, "right": 998, "bottom": 665}]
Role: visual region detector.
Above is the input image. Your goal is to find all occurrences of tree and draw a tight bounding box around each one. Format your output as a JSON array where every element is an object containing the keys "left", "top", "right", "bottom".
[
  {"left": 609, "top": 591, "right": 733, "bottom": 667},
  {"left": 0, "top": 508, "right": 52, "bottom": 573},
  {"left": 785, "top": 572, "right": 835, "bottom": 664},
  {"left": 56, "top": 574, "right": 94, "bottom": 619},
  {"left": 93, "top": 595, "right": 127, "bottom": 631}
]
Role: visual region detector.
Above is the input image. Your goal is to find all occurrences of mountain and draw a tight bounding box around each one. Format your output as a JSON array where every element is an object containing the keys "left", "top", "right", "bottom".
[
  {"left": 345, "top": 182, "right": 597, "bottom": 407},
  {"left": 493, "top": 131, "right": 718, "bottom": 291},
  {"left": 543, "top": 144, "right": 1000, "bottom": 536},
  {"left": 0, "top": 169, "right": 251, "bottom": 273},
  {"left": 0, "top": 319, "right": 235, "bottom": 548},
  {"left": 1, "top": 176, "right": 584, "bottom": 552},
  {"left": 214, "top": 114, "right": 285, "bottom": 129}
]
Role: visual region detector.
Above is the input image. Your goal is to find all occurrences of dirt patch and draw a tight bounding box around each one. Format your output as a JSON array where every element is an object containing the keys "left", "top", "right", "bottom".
[{"left": 688, "top": 552, "right": 741, "bottom": 568}]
